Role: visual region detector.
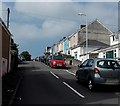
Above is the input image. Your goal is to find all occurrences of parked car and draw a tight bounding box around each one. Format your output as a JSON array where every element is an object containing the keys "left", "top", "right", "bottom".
[
  {"left": 40, "top": 56, "right": 45, "bottom": 62},
  {"left": 35, "top": 57, "right": 39, "bottom": 61},
  {"left": 46, "top": 55, "right": 52, "bottom": 66},
  {"left": 44, "top": 55, "right": 49, "bottom": 64},
  {"left": 49, "top": 55, "right": 66, "bottom": 68},
  {"left": 18, "top": 55, "right": 26, "bottom": 63},
  {"left": 76, "top": 58, "right": 120, "bottom": 91}
]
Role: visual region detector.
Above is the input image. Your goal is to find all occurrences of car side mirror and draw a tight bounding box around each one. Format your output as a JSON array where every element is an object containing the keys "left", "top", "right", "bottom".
[{"left": 78, "top": 64, "right": 82, "bottom": 68}]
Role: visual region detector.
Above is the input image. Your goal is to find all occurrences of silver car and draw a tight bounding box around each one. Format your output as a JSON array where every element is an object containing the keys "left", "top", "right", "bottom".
[{"left": 76, "top": 58, "right": 120, "bottom": 91}]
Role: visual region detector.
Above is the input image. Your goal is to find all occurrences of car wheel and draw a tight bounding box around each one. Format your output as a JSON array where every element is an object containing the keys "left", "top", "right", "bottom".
[{"left": 88, "top": 79, "right": 95, "bottom": 91}]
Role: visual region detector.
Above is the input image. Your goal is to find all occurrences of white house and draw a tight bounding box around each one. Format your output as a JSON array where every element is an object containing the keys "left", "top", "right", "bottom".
[
  {"left": 58, "top": 37, "right": 66, "bottom": 54},
  {"left": 72, "top": 40, "right": 109, "bottom": 61},
  {"left": 85, "top": 32, "right": 120, "bottom": 61},
  {"left": 97, "top": 32, "right": 120, "bottom": 60},
  {"left": 71, "top": 19, "right": 112, "bottom": 61}
]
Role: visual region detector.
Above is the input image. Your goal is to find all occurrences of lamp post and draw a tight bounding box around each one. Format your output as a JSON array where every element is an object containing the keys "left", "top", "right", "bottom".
[{"left": 78, "top": 13, "right": 88, "bottom": 54}]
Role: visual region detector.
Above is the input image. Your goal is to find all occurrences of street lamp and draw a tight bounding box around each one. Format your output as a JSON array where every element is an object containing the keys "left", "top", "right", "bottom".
[{"left": 78, "top": 13, "right": 88, "bottom": 54}]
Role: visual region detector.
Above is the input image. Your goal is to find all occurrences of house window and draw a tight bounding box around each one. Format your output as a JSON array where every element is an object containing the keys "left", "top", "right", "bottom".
[
  {"left": 113, "top": 35, "right": 115, "bottom": 41},
  {"left": 68, "top": 51, "right": 70, "bottom": 54},
  {"left": 103, "top": 53, "right": 105, "bottom": 58},
  {"left": 74, "top": 52, "right": 77, "bottom": 59},
  {"left": 106, "top": 51, "right": 114, "bottom": 58},
  {"left": 114, "top": 50, "right": 117, "bottom": 59}
]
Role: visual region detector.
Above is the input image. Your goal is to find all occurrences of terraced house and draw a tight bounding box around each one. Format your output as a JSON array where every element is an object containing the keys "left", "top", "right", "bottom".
[
  {"left": 67, "top": 32, "right": 79, "bottom": 56},
  {"left": 71, "top": 19, "right": 112, "bottom": 61},
  {"left": 58, "top": 37, "right": 66, "bottom": 54},
  {"left": 63, "top": 36, "right": 69, "bottom": 55},
  {"left": 90, "top": 32, "right": 120, "bottom": 60},
  {"left": 45, "top": 19, "right": 116, "bottom": 62}
]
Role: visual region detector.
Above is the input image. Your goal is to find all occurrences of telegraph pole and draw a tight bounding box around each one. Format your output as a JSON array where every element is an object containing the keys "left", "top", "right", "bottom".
[{"left": 7, "top": 8, "right": 10, "bottom": 29}]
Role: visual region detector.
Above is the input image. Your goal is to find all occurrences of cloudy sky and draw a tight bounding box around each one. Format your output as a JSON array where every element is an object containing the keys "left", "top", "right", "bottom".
[{"left": 1, "top": 0, "right": 119, "bottom": 58}]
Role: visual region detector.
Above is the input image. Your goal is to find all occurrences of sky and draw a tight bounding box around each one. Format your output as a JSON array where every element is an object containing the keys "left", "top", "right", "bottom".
[{"left": 1, "top": 0, "right": 119, "bottom": 58}]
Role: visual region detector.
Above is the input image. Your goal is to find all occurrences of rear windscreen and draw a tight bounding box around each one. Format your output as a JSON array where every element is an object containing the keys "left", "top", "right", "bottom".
[
  {"left": 97, "top": 60, "right": 120, "bottom": 69},
  {"left": 53, "top": 56, "right": 64, "bottom": 60}
]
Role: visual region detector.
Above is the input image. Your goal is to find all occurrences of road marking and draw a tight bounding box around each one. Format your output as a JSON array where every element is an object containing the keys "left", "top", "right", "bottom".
[
  {"left": 50, "top": 71, "right": 59, "bottom": 79},
  {"left": 65, "top": 70, "right": 75, "bottom": 76},
  {"left": 63, "top": 82, "right": 85, "bottom": 99}
]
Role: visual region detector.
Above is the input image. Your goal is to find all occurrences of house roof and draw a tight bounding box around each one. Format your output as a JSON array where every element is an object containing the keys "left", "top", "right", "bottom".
[
  {"left": 80, "top": 39, "right": 109, "bottom": 48},
  {"left": 88, "top": 43, "right": 120, "bottom": 57},
  {"left": 71, "top": 39, "right": 109, "bottom": 50},
  {"left": 79, "top": 19, "right": 112, "bottom": 35},
  {"left": 59, "top": 37, "right": 66, "bottom": 43},
  {"left": 0, "top": 17, "right": 11, "bottom": 36},
  {"left": 68, "top": 31, "right": 78, "bottom": 39}
]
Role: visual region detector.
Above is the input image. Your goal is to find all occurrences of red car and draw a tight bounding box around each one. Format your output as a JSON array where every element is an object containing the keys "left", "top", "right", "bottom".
[{"left": 50, "top": 55, "right": 66, "bottom": 68}]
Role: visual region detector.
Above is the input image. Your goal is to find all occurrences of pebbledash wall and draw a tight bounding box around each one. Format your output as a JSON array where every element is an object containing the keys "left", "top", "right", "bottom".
[
  {"left": 0, "top": 18, "right": 11, "bottom": 76},
  {"left": 0, "top": 21, "right": 2, "bottom": 76},
  {"left": 0, "top": 23, "right": 1, "bottom": 106}
]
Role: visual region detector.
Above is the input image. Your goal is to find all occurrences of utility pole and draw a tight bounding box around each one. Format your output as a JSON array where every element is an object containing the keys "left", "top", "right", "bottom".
[{"left": 7, "top": 8, "right": 10, "bottom": 29}]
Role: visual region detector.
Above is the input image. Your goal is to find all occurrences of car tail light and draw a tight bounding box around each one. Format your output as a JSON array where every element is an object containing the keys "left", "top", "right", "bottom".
[{"left": 94, "top": 68, "right": 102, "bottom": 77}]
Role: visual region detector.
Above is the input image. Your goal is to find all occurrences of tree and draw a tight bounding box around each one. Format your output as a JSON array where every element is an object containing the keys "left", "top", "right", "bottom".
[
  {"left": 11, "top": 43, "right": 19, "bottom": 54},
  {"left": 10, "top": 38, "right": 19, "bottom": 71},
  {"left": 20, "top": 51, "right": 31, "bottom": 61},
  {"left": 44, "top": 52, "right": 50, "bottom": 56}
]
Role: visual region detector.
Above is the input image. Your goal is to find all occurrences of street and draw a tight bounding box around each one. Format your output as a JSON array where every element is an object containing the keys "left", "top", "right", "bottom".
[{"left": 12, "top": 61, "right": 120, "bottom": 105}]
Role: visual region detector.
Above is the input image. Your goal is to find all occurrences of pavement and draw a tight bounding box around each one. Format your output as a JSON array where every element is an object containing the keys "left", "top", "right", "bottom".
[
  {"left": 65, "top": 58, "right": 81, "bottom": 74},
  {"left": 2, "top": 63, "right": 24, "bottom": 106},
  {"left": 66, "top": 64, "right": 78, "bottom": 73}
]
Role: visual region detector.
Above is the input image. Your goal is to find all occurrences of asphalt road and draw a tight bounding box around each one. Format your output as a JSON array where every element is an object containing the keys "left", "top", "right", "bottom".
[{"left": 12, "top": 61, "right": 120, "bottom": 105}]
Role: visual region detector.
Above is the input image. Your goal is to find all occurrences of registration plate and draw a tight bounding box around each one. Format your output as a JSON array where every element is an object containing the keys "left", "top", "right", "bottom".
[{"left": 57, "top": 64, "right": 62, "bottom": 66}]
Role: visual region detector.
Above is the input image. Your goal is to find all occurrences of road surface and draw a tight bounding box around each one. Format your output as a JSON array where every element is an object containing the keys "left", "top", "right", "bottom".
[{"left": 12, "top": 61, "right": 120, "bottom": 105}]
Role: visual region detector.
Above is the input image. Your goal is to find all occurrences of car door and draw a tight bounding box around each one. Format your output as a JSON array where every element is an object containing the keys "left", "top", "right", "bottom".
[
  {"left": 107, "top": 60, "right": 120, "bottom": 84},
  {"left": 85, "top": 59, "right": 94, "bottom": 81},
  {"left": 78, "top": 59, "right": 89, "bottom": 82},
  {"left": 97, "top": 60, "right": 120, "bottom": 84}
]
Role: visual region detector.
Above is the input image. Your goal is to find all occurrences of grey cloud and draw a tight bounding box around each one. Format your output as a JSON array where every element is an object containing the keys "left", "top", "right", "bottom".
[{"left": 9, "top": 2, "right": 118, "bottom": 43}]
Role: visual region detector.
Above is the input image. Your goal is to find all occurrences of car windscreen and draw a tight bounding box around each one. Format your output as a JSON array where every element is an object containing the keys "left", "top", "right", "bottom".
[
  {"left": 53, "top": 56, "right": 64, "bottom": 60},
  {"left": 97, "top": 60, "right": 120, "bottom": 69}
]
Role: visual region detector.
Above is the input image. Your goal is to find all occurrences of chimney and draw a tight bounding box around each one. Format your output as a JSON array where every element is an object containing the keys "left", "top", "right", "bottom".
[{"left": 80, "top": 25, "right": 86, "bottom": 29}]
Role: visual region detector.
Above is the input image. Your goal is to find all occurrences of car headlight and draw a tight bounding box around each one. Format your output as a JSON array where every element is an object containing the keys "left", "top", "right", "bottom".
[{"left": 53, "top": 61, "right": 56, "bottom": 65}]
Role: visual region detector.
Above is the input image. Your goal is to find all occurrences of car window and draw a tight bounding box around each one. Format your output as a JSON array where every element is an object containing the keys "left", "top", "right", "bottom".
[
  {"left": 82, "top": 59, "right": 89, "bottom": 67},
  {"left": 97, "top": 60, "right": 120, "bottom": 69},
  {"left": 53, "top": 55, "right": 64, "bottom": 60},
  {"left": 48, "top": 56, "right": 52, "bottom": 59},
  {"left": 87, "top": 59, "right": 94, "bottom": 67}
]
